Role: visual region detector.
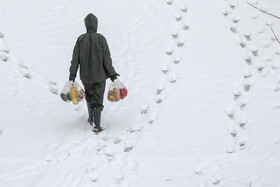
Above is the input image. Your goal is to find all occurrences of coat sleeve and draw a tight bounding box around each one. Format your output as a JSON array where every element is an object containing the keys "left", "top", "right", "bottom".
[
  {"left": 69, "top": 39, "right": 80, "bottom": 81},
  {"left": 101, "top": 36, "right": 117, "bottom": 77}
]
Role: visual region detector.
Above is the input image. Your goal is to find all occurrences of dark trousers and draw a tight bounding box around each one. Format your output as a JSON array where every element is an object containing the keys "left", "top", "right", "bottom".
[{"left": 82, "top": 81, "right": 106, "bottom": 111}]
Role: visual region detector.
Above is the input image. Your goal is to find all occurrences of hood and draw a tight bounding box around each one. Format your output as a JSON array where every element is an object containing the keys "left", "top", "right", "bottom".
[{"left": 84, "top": 13, "right": 98, "bottom": 33}]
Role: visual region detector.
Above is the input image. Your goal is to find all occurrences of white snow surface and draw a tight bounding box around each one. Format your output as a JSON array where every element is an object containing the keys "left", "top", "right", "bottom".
[{"left": 0, "top": 0, "right": 280, "bottom": 186}]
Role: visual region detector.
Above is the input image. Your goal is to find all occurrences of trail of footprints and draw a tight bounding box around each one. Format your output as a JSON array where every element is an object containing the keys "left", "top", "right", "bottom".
[
  {"left": 0, "top": 30, "right": 78, "bottom": 183},
  {"left": 193, "top": 1, "right": 280, "bottom": 186},
  {"left": 141, "top": 0, "right": 190, "bottom": 124},
  {"left": 0, "top": 31, "right": 59, "bottom": 96},
  {"left": 223, "top": 0, "right": 280, "bottom": 154}
]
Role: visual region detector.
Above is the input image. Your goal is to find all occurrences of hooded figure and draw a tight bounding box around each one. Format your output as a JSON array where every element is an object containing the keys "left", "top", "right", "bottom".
[{"left": 69, "top": 13, "right": 119, "bottom": 133}]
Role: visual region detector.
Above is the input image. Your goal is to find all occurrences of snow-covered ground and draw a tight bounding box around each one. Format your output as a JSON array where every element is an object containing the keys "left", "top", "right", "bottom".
[{"left": 0, "top": 0, "right": 280, "bottom": 186}]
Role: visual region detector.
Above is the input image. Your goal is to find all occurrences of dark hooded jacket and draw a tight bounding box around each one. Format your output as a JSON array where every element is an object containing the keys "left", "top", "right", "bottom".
[{"left": 69, "top": 13, "right": 117, "bottom": 83}]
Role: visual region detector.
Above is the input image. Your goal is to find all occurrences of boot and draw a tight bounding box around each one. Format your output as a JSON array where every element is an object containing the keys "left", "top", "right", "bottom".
[
  {"left": 92, "top": 108, "right": 103, "bottom": 133},
  {"left": 86, "top": 102, "right": 93, "bottom": 126}
]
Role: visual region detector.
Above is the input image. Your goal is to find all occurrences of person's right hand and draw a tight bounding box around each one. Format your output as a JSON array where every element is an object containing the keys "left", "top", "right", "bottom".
[{"left": 110, "top": 73, "right": 120, "bottom": 82}]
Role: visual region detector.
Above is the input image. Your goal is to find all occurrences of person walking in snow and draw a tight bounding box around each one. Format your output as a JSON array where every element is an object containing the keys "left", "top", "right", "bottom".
[{"left": 69, "top": 13, "right": 119, "bottom": 133}]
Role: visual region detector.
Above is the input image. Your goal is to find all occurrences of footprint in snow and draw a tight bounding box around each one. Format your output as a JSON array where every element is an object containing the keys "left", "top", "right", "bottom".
[
  {"left": 233, "top": 88, "right": 242, "bottom": 100},
  {"left": 169, "top": 74, "right": 178, "bottom": 84},
  {"left": 243, "top": 54, "right": 252, "bottom": 65},
  {"left": 275, "top": 48, "right": 280, "bottom": 56},
  {"left": 176, "top": 35, "right": 186, "bottom": 47},
  {"left": 228, "top": 127, "right": 237, "bottom": 138},
  {"left": 85, "top": 167, "right": 96, "bottom": 174},
  {"left": 18, "top": 63, "right": 28, "bottom": 69},
  {"left": 238, "top": 40, "right": 247, "bottom": 48},
  {"left": 166, "top": 0, "right": 172, "bottom": 6},
  {"left": 49, "top": 80, "right": 57, "bottom": 86},
  {"left": 229, "top": 24, "right": 237, "bottom": 33},
  {"left": 0, "top": 49, "right": 9, "bottom": 54},
  {"left": 0, "top": 53, "right": 8, "bottom": 62},
  {"left": 229, "top": 1, "right": 237, "bottom": 9},
  {"left": 211, "top": 175, "right": 224, "bottom": 185},
  {"left": 226, "top": 107, "right": 235, "bottom": 120},
  {"left": 17, "top": 64, "right": 32, "bottom": 79},
  {"left": 175, "top": 14, "right": 183, "bottom": 22},
  {"left": 156, "top": 85, "right": 165, "bottom": 95},
  {"left": 250, "top": 47, "right": 258, "bottom": 57},
  {"left": 102, "top": 136, "right": 109, "bottom": 141},
  {"left": 96, "top": 141, "right": 107, "bottom": 152},
  {"left": 115, "top": 176, "right": 124, "bottom": 184},
  {"left": 48, "top": 80, "right": 59, "bottom": 95},
  {"left": 140, "top": 104, "right": 149, "bottom": 114},
  {"left": 161, "top": 65, "right": 169, "bottom": 74},
  {"left": 126, "top": 127, "right": 142, "bottom": 133},
  {"left": 227, "top": 141, "right": 235, "bottom": 154},
  {"left": 50, "top": 87, "right": 59, "bottom": 95},
  {"left": 256, "top": 63, "right": 265, "bottom": 73},
  {"left": 243, "top": 84, "right": 252, "bottom": 92},
  {"left": 232, "top": 16, "right": 240, "bottom": 24},
  {"left": 181, "top": 6, "right": 188, "bottom": 13},
  {"left": 194, "top": 166, "right": 203, "bottom": 175},
  {"left": 90, "top": 175, "right": 99, "bottom": 183},
  {"left": 114, "top": 138, "right": 122, "bottom": 144},
  {"left": 238, "top": 98, "right": 249, "bottom": 109},
  {"left": 148, "top": 115, "right": 157, "bottom": 124},
  {"left": 155, "top": 95, "right": 163, "bottom": 104},
  {"left": 166, "top": 47, "right": 173, "bottom": 56},
  {"left": 183, "top": 24, "right": 190, "bottom": 31},
  {"left": 238, "top": 138, "right": 247, "bottom": 150},
  {"left": 164, "top": 178, "right": 172, "bottom": 181},
  {"left": 171, "top": 31, "right": 179, "bottom": 39},
  {"left": 242, "top": 32, "right": 251, "bottom": 41},
  {"left": 177, "top": 41, "right": 185, "bottom": 48},
  {"left": 23, "top": 73, "right": 32, "bottom": 79},
  {"left": 124, "top": 146, "right": 133, "bottom": 152},
  {"left": 221, "top": 7, "right": 231, "bottom": 17},
  {"left": 238, "top": 118, "right": 248, "bottom": 129},
  {"left": 173, "top": 56, "right": 182, "bottom": 64},
  {"left": 243, "top": 70, "right": 252, "bottom": 79},
  {"left": 103, "top": 148, "right": 115, "bottom": 161},
  {"left": 0, "top": 32, "right": 4, "bottom": 38}
]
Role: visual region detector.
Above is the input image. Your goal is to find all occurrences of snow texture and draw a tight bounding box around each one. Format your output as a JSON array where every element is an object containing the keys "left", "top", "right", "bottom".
[{"left": 0, "top": 0, "right": 279, "bottom": 186}]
